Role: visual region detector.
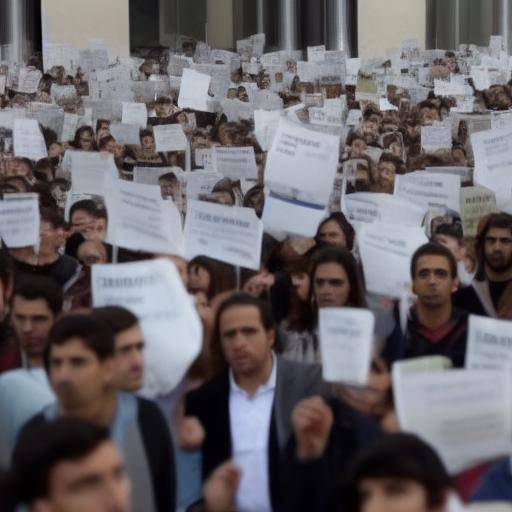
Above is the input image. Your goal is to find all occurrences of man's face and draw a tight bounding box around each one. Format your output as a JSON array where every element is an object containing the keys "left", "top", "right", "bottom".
[
  {"left": 113, "top": 325, "right": 145, "bottom": 392},
  {"left": 155, "top": 103, "right": 171, "bottom": 117},
  {"left": 71, "top": 210, "right": 95, "bottom": 236},
  {"left": 12, "top": 296, "right": 55, "bottom": 361},
  {"left": 358, "top": 477, "right": 432, "bottom": 512},
  {"left": 484, "top": 227, "right": 512, "bottom": 275},
  {"left": 220, "top": 305, "right": 274, "bottom": 378},
  {"left": 413, "top": 255, "right": 458, "bottom": 308},
  {"left": 317, "top": 220, "right": 348, "bottom": 249},
  {"left": 377, "top": 162, "right": 397, "bottom": 192},
  {"left": 212, "top": 191, "right": 234, "bottom": 206},
  {"left": 40, "top": 221, "right": 65, "bottom": 252},
  {"left": 313, "top": 262, "right": 351, "bottom": 308},
  {"left": 41, "top": 441, "right": 131, "bottom": 512},
  {"left": 159, "top": 180, "right": 178, "bottom": 200},
  {"left": 49, "top": 338, "right": 113, "bottom": 411}
]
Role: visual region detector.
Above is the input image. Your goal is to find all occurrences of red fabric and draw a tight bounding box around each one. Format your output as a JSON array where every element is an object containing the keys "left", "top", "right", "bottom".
[
  {"left": 0, "top": 337, "right": 21, "bottom": 374},
  {"left": 455, "top": 461, "right": 494, "bottom": 502}
]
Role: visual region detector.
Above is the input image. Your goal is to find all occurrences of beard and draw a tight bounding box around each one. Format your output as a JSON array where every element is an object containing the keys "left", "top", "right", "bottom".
[{"left": 485, "top": 251, "right": 512, "bottom": 274}]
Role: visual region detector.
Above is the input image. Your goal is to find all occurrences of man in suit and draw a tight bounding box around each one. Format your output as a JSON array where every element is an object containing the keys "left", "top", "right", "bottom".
[{"left": 184, "top": 292, "right": 327, "bottom": 512}]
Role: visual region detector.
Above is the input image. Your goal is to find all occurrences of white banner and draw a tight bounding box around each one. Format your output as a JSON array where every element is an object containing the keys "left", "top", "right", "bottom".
[
  {"left": 92, "top": 259, "right": 202, "bottom": 397},
  {"left": 153, "top": 124, "right": 188, "bottom": 153},
  {"left": 0, "top": 194, "right": 40, "bottom": 248},
  {"left": 211, "top": 146, "right": 258, "bottom": 180},
  {"left": 105, "top": 179, "right": 184, "bottom": 255},
  {"left": 178, "top": 69, "right": 212, "bottom": 112},
  {"left": 122, "top": 102, "right": 147, "bottom": 128},
  {"left": 319, "top": 308, "right": 375, "bottom": 385},
  {"left": 13, "top": 119, "right": 48, "bottom": 161},
  {"left": 184, "top": 200, "right": 263, "bottom": 270},
  {"left": 357, "top": 223, "right": 428, "bottom": 298},
  {"left": 393, "top": 368, "right": 512, "bottom": 474}
]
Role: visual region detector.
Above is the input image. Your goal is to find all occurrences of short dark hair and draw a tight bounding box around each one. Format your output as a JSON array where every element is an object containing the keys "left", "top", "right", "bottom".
[
  {"left": 8, "top": 418, "right": 110, "bottom": 506},
  {"left": 310, "top": 247, "right": 367, "bottom": 308},
  {"left": 341, "top": 434, "right": 451, "bottom": 512},
  {"left": 40, "top": 207, "right": 66, "bottom": 229},
  {"left": 411, "top": 243, "right": 457, "bottom": 279},
  {"left": 69, "top": 199, "right": 106, "bottom": 221},
  {"left": 12, "top": 276, "right": 63, "bottom": 316},
  {"left": 158, "top": 172, "right": 178, "bottom": 183},
  {"left": 378, "top": 152, "right": 405, "bottom": 175},
  {"left": 92, "top": 306, "right": 138, "bottom": 336},
  {"left": 44, "top": 314, "right": 115, "bottom": 370}
]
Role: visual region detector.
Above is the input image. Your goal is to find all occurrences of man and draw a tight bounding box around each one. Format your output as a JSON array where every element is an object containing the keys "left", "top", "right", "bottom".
[
  {"left": 370, "top": 153, "right": 405, "bottom": 194},
  {"left": 184, "top": 293, "right": 326, "bottom": 512},
  {"left": 0, "top": 277, "right": 62, "bottom": 467},
  {"left": 6, "top": 418, "right": 131, "bottom": 512},
  {"left": 92, "top": 306, "right": 145, "bottom": 392},
  {"left": 454, "top": 213, "right": 512, "bottom": 319},
  {"left": 22, "top": 314, "right": 175, "bottom": 512},
  {"left": 384, "top": 243, "right": 467, "bottom": 368},
  {"left": 10, "top": 208, "right": 80, "bottom": 289}
]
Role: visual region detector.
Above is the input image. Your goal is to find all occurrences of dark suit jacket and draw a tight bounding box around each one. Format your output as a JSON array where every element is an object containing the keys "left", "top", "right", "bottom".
[{"left": 185, "top": 355, "right": 327, "bottom": 511}]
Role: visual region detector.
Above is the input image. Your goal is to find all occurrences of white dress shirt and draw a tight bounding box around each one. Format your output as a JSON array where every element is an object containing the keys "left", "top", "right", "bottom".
[{"left": 229, "top": 354, "right": 277, "bottom": 512}]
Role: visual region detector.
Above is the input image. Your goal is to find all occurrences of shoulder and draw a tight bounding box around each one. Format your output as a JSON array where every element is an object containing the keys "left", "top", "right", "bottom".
[
  {"left": 277, "top": 356, "right": 323, "bottom": 387},
  {"left": 136, "top": 396, "right": 166, "bottom": 424}
]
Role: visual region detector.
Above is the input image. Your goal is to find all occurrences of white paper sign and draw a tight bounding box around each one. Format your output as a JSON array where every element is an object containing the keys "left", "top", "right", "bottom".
[
  {"left": 185, "top": 171, "right": 223, "bottom": 200},
  {"left": 133, "top": 166, "right": 178, "bottom": 186},
  {"left": 394, "top": 172, "right": 461, "bottom": 213},
  {"left": 109, "top": 123, "right": 141, "bottom": 146},
  {"left": 184, "top": 200, "right": 263, "bottom": 270},
  {"left": 421, "top": 125, "right": 452, "bottom": 152},
  {"left": 92, "top": 259, "right": 202, "bottom": 396},
  {"left": 0, "top": 75, "right": 6, "bottom": 95},
  {"left": 61, "top": 113, "right": 78, "bottom": 142},
  {"left": 471, "top": 128, "right": 512, "bottom": 212},
  {"left": 105, "top": 179, "right": 184, "bottom": 255},
  {"left": 308, "top": 45, "right": 326, "bottom": 62},
  {"left": 319, "top": 308, "right": 375, "bottom": 385},
  {"left": 211, "top": 146, "right": 258, "bottom": 180},
  {"left": 178, "top": 69, "right": 212, "bottom": 112},
  {"left": 357, "top": 223, "right": 428, "bottom": 298},
  {"left": 393, "top": 368, "right": 512, "bottom": 474},
  {"left": 153, "top": 124, "right": 188, "bottom": 153},
  {"left": 265, "top": 118, "right": 340, "bottom": 205},
  {"left": 69, "top": 150, "right": 118, "bottom": 197},
  {"left": 466, "top": 315, "right": 512, "bottom": 371},
  {"left": 122, "top": 102, "right": 147, "bottom": 129},
  {"left": 342, "top": 192, "right": 427, "bottom": 227},
  {"left": 16, "top": 68, "right": 42, "bottom": 94},
  {"left": 13, "top": 119, "right": 48, "bottom": 161},
  {"left": 254, "top": 110, "right": 282, "bottom": 152},
  {"left": 0, "top": 194, "right": 40, "bottom": 248}
]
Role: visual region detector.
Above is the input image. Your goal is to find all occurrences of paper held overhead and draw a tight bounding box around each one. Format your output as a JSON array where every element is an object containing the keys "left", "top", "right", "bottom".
[{"left": 92, "top": 259, "right": 202, "bottom": 397}]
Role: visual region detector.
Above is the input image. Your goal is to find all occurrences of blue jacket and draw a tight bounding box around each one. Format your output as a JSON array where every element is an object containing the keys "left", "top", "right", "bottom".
[{"left": 471, "top": 458, "right": 512, "bottom": 502}]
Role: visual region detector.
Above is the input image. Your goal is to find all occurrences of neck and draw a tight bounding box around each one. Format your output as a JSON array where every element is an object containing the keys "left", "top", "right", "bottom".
[
  {"left": 36, "top": 249, "right": 59, "bottom": 265},
  {"left": 26, "top": 355, "right": 43, "bottom": 369},
  {"left": 60, "top": 388, "right": 118, "bottom": 427},
  {"left": 416, "top": 302, "right": 452, "bottom": 329},
  {"left": 485, "top": 265, "right": 512, "bottom": 283},
  {"left": 234, "top": 354, "right": 273, "bottom": 397}
]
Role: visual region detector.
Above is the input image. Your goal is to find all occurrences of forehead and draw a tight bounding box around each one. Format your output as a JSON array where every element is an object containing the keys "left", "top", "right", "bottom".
[
  {"left": 415, "top": 254, "right": 451, "bottom": 270},
  {"left": 219, "top": 305, "right": 263, "bottom": 330},
  {"left": 72, "top": 210, "right": 94, "bottom": 221},
  {"left": 314, "top": 261, "right": 348, "bottom": 278},
  {"left": 486, "top": 226, "right": 512, "bottom": 238},
  {"left": 12, "top": 295, "right": 52, "bottom": 315},
  {"left": 50, "top": 337, "right": 98, "bottom": 359},
  {"left": 320, "top": 220, "right": 342, "bottom": 232}
]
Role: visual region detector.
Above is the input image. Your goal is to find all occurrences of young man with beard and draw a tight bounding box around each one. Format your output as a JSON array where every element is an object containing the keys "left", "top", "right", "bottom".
[
  {"left": 454, "top": 213, "right": 512, "bottom": 319},
  {"left": 384, "top": 243, "right": 467, "bottom": 368}
]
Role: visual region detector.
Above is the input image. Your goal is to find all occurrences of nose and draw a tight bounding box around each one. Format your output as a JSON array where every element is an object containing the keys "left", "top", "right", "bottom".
[{"left": 20, "top": 318, "right": 33, "bottom": 334}]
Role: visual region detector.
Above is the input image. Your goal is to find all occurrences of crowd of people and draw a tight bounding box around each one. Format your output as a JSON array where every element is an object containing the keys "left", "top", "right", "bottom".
[{"left": 0, "top": 31, "right": 512, "bottom": 512}]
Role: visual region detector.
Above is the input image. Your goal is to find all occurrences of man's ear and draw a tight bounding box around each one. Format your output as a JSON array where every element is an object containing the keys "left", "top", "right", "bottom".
[
  {"left": 101, "top": 357, "right": 116, "bottom": 385},
  {"left": 451, "top": 277, "right": 460, "bottom": 294},
  {"left": 267, "top": 328, "right": 276, "bottom": 349}
]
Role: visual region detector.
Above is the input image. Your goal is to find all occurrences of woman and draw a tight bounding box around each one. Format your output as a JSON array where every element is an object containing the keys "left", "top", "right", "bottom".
[
  {"left": 279, "top": 247, "right": 366, "bottom": 364},
  {"left": 315, "top": 213, "right": 356, "bottom": 251},
  {"left": 188, "top": 256, "right": 236, "bottom": 301},
  {"left": 72, "top": 126, "right": 96, "bottom": 151}
]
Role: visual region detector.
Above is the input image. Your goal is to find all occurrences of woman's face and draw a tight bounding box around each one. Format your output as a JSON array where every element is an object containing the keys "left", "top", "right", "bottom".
[
  {"left": 188, "top": 264, "right": 211, "bottom": 294},
  {"left": 317, "top": 220, "right": 348, "bottom": 249},
  {"left": 351, "top": 139, "right": 366, "bottom": 158},
  {"left": 79, "top": 130, "right": 94, "bottom": 151},
  {"left": 313, "top": 262, "right": 350, "bottom": 308},
  {"left": 141, "top": 135, "right": 155, "bottom": 152},
  {"left": 358, "top": 478, "right": 440, "bottom": 512}
]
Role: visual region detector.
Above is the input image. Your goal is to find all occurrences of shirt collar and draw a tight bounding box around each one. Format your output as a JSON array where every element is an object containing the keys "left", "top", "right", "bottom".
[{"left": 229, "top": 352, "right": 277, "bottom": 397}]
